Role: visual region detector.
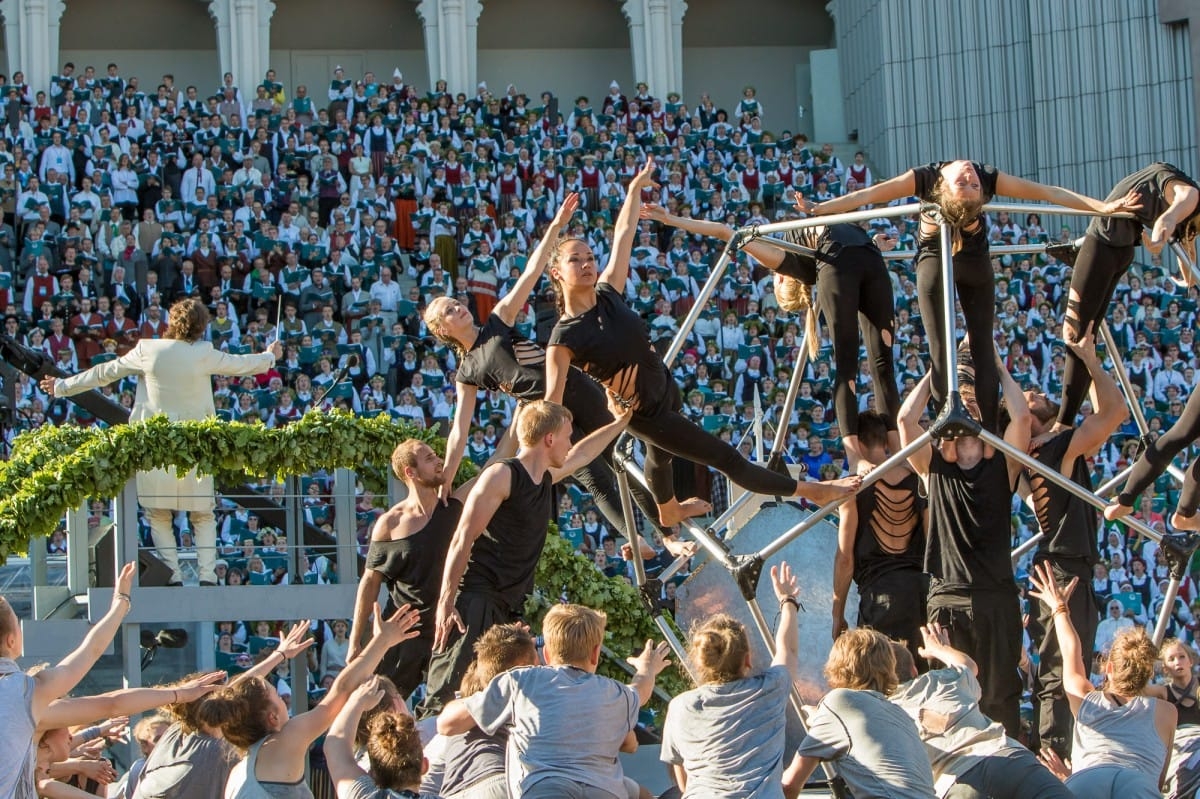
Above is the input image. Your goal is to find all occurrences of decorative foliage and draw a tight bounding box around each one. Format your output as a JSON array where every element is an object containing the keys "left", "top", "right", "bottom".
[
  {"left": 0, "top": 412, "right": 686, "bottom": 699},
  {"left": 0, "top": 412, "right": 451, "bottom": 561}
]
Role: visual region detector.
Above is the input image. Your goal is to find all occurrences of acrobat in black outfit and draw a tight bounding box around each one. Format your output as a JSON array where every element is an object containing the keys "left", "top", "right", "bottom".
[{"left": 546, "top": 159, "right": 859, "bottom": 528}]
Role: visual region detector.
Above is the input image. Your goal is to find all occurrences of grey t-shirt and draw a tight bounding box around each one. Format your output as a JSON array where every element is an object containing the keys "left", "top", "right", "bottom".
[
  {"left": 338, "top": 775, "right": 430, "bottom": 799},
  {"left": 888, "top": 667, "right": 1010, "bottom": 783},
  {"left": 132, "top": 722, "right": 241, "bottom": 799},
  {"left": 796, "top": 688, "right": 936, "bottom": 799},
  {"left": 660, "top": 664, "right": 790, "bottom": 798},
  {"left": 0, "top": 664, "right": 36, "bottom": 799},
  {"left": 464, "top": 664, "right": 639, "bottom": 798}
]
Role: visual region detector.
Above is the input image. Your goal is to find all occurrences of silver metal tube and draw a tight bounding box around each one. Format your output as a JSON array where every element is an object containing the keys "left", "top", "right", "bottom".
[
  {"left": 1153, "top": 577, "right": 1182, "bottom": 647},
  {"left": 749, "top": 202, "right": 928, "bottom": 235},
  {"left": 938, "top": 220, "right": 961, "bottom": 399},
  {"left": 705, "top": 489, "right": 756, "bottom": 533},
  {"left": 978, "top": 428, "right": 1162, "bottom": 544},
  {"left": 1170, "top": 241, "right": 1200, "bottom": 286},
  {"left": 1097, "top": 465, "right": 1133, "bottom": 498},
  {"left": 663, "top": 241, "right": 735, "bottom": 366},
  {"left": 883, "top": 242, "right": 1057, "bottom": 261},
  {"left": 1099, "top": 321, "right": 1152, "bottom": 434},
  {"left": 769, "top": 324, "right": 813, "bottom": 461},
  {"left": 758, "top": 432, "right": 933, "bottom": 561},
  {"left": 652, "top": 617, "right": 696, "bottom": 682},
  {"left": 616, "top": 470, "right": 649, "bottom": 589},
  {"left": 980, "top": 202, "right": 1134, "bottom": 219},
  {"left": 1011, "top": 532, "right": 1044, "bottom": 563},
  {"left": 753, "top": 236, "right": 818, "bottom": 257},
  {"left": 615, "top": 454, "right": 738, "bottom": 570}
]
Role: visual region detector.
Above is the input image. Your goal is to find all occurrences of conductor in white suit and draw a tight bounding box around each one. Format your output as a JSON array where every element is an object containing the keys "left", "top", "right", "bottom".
[{"left": 41, "top": 297, "right": 283, "bottom": 585}]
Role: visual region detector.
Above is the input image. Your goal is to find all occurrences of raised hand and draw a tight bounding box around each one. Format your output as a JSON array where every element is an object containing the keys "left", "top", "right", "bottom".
[
  {"left": 770, "top": 561, "right": 799, "bottom": 604},
  {"left": 627, "top": 638, "right": 672, "bottom": 677},
  {"left": 629, "top": 157, "right": 659, "bottom": 190},
  {"left": 1027, "top": 561, "right": 1077, "bottom": 611},
  {"left": 551, "top": 192, "right": 581, "bottom": 228},
  {"left": 376, "top": 601, "right": 421, "bottom": 646},
  {"left": 639, "top": 203, "right": 670, "bottom": 223},
  {"left": 277, "top": 620, "right": 316, "bottom": 660},
  {"left": 346, "top": 675, "right": 386, "bottom": 711},
  {"left": 173, "top": 670, "right": 227, "bottom": 703}
]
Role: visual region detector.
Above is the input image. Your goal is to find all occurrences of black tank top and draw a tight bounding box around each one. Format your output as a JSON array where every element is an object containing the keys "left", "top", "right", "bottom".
[
  {"left": 365, "top": 498, "right": 463, "bottom": 638},
  {"left": 457, "top": 313, "right": 613, "bottom": 433},
  {"left": 460, "top": 458, "right": 554, "bottom": 612},
  {"left": 926, "top": 449, "right": 1017, "bottom": 593},
  {"left": 853, "top": 471, "right": 926, "bottom": 587},
  {"left": 1028, "top": 430, "right": 1099, "bottom": 569},
  {"left": 912, "top": 161, "right": 1000, "bottom": 256},
  {"left": 549, "top": 281, "right": 674, "bottom": 416},
  {"left": 1088, "top": 162, "right": 1200, "bottom": 247},
  {"left": 1167, "top": 679, "right": 1200, "bottom": 727}
]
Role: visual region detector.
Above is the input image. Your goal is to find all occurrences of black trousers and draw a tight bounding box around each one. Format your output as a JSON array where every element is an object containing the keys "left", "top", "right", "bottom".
[
  {"left": 858, "top": 569, "right": 927, "bottom": 667},
  {"left": 916, "top": 243, "right": 999, "bottom": 431},
  {"left": 816, "top": 247, "right": 899, "bottom": 435},
  {"left": 1058, "top": 234, "right": 1136, "bottom": 424},
  {"left": 416, "top": 590, "right": 522, "bottom": 718},
  {"left": 928, "top": 588, "right": 1024, "bottom": 739},
  {"left": 630, "top": 388, "right": 797, "bottom": 504},
  {"left": 377, "top": 635, "right": 434, "bottom": 702},
  {"left": 1118, "top": 383, "right": 1200, "bottom": 513},
  {"left": 1032, "top": 556, "right": 1099, "bottom": 759}
]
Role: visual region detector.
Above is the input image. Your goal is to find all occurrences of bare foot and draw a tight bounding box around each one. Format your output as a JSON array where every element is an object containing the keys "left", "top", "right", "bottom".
[
  {"left": 658, "top": 497, "right": 712, "bottom": 527},
  {"left": 796, "top": 475, "right": 862, "bottom": 505},
  {"left": 1171, "top": 512, "right": 1200, "bottom": 532},
  {"left": 1104, "top": 502, "right": 1133, "bottom": 522}
]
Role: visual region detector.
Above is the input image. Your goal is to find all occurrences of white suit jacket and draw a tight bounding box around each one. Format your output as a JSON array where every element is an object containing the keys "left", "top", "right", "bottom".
[{"left": 56, "top": 339, "right": 276, "bottom": 510}]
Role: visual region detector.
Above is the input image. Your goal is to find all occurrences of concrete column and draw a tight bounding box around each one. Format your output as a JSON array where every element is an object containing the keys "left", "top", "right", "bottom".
[
  {"left": 621, "top": 0, "right": 686, "bottom": 98},
  {"left": 0, "top": 0, "right": 65, "bottom": 94},
  {"left": 1158, "top": 0, "right": 1200, "bottom": 167},
  {"left": 414, "top": 0, "right": 483, "bottom": 97},
  {"left": 208, "top": 0, "right": 275, "bottom": 91}
]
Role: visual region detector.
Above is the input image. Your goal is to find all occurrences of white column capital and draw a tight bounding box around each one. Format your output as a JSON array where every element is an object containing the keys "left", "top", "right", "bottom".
[
  {"left": 620, "top": 0, "right": 686, "bottom": 97},
  {"left": 413, "top": 0, "right": 480, "bottom": 96}
]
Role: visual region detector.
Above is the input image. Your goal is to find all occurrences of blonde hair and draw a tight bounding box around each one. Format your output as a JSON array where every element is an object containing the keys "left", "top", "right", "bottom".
[
  {"left": 390, "top": 439, "right": 428, "bottom": 480},
  {"left": 1161, "top": 637, "right": 1197, "bottom": 664},
  {"left": 422, "top": 296, "right": 461, "bottom": 351},
  {"left": 542, "top": 603, "right": 605, "bottom": 666},
  {"left": 516, "top": 400, "right": 573, "bottom": 448},
  {"left": 687, "top": 613, "right": 750, "bottom": 685},
  {"left": 930, "top": 175, "right": 985, "bottom": 255},
  {"left": 774, "top": 275, "right": 818, "bottom": 359},
  {"left": 460, "top": 623, "right": 538, "bottom": 695},
  {"left": 824, "top": 628, "right": 898, "bottom": 694},
  {"left": 1106, "top": 627, "right": 1158, "bottom": 696}
]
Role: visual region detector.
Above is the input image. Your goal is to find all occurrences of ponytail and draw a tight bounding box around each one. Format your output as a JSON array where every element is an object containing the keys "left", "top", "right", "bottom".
[
  {"left": 193, "top": 677, "right": 274, "bottom": 749},
  {"left": 774, "top": 274, "right": 819, "bottom": 360}
]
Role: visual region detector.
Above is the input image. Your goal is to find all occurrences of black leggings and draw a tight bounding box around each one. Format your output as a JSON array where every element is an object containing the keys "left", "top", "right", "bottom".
[
  {"left": 1058, "top": 234, "right": 1137, "bottom": 424},
  {"left": 564, "top": 377, "right": 664, "bottom": 535},
  {"left": 1118, "top": 385, "right": 1200, "bottom": 514},
  {"left": 630, "top": 389, "right": 797, "bottom": 504},
  {"left": 916, "top": 240, "right": 999, "bottom": 431},
  {"left": 816, "top": 247, "right": 899, "bottom": 435}
]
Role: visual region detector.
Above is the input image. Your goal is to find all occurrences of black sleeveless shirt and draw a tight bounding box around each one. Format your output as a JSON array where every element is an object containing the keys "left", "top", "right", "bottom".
[
  {"left": 1028, "top": 430, "right": 1099, "bottom": 570},
  {"left": 460, "top": 458, "right": 554, "bottom": 612},
  {"left": 853, "top": 471, "right": 926, "bottom": 587},
  {"left": 458, "top": 313, "right": 613, "bottom": 432},
  {"left": 549, "top": 281, "right": 675, "bottom": 416},
  {"left": 912, "top": 161, "right": 1000, "bottom": 255},
  {"left": 365, "top": 498, "right": 463, "bottom": 639},
  {"left": 926, "top": 449, "right": 1017, "bottom": 594},
  {"left": 1167, "top": 679, "right": 1200, "bottom": 727},
  {"left": 1088, "top": 162, "right": 1200, "bottom": 247}
]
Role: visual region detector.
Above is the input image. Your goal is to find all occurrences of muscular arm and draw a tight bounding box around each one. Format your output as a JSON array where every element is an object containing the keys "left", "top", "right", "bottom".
[
  {"left": 995, "top": 173, "right": 1118, "bottom": 215},
  {"left": 898, "top": 372, "right": 932, "bottom": 477},
  {"left": 440, "top": 382, "right": 478, "bottom": 496},
  {"left": 347, "top": 566, "right": 384, "bottom": 661},
  {"left": 1149, "top": 181, "right": 1200, "bottom": 252},
  {"left": 434, "top": 464, "right": 512, "bottom": 650},
  {"left": 811, "top": 170, "right": 917, "bottom": 216},
  {"left": 550, "top": 413, "right": 630, "bottom": 482},
  {"left": 832, "top": 503, "right": 857, "bottom": 639},
  {"left": 998, "top": 358, "right": 1032, "bottom": 487},
  {"left": 1063, "top": 346, "right": 1129, "bottom": 466},
  {"left": 543, "top": 344, "right": 572, "bottom": 405}
]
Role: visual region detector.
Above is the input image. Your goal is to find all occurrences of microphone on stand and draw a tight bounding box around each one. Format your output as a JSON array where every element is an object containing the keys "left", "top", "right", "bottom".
[{"left": 312, "top": 354, "right": 359, "bottom": 407}]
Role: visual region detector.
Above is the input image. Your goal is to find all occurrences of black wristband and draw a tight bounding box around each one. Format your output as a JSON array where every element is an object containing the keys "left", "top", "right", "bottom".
[{"left": 780, "top": 595, "right": 800, "bottom": 611}]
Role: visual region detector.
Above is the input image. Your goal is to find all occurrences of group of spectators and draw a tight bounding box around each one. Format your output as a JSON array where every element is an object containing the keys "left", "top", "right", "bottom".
[{"left": 4, "top": 59, "right": 1200, "bottom": 797}]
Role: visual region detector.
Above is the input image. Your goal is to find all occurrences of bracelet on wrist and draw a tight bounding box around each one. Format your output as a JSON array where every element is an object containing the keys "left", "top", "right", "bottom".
[
  {"left": 780, "top": 595, "right": 801, "bottom": 611},
  {"left": 113, "top": 592, "right": 131, "bottom": 605}
]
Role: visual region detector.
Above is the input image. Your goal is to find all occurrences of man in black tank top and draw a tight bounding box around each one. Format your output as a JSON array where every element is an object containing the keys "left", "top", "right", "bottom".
[
  {"left": 1022, "top": 329, "right": 1126, "bottom": 757},
  {"left": 832, "top": 412, "right": 927, "bottom": 666},
  {"left": 899, "top": 363, "right": 1031, "bottom": 740},
  {"left": 422, "top": 397, "right": 631, "bottom": 716},
  {"left": 347, "top": 439, "right": 477, "bottom": 700}
]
